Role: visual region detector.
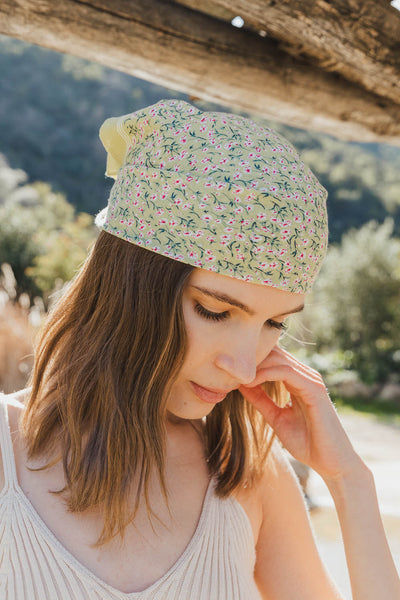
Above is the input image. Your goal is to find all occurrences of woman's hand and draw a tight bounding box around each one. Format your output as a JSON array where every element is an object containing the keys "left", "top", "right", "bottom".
[{"left": 239, "top": 345, "right": 364, "bottom": 483}]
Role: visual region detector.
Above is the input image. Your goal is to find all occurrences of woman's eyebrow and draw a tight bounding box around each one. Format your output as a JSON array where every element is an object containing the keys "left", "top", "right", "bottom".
[{"left": 190, "top": 285, "right": 304, "bottom": 318}]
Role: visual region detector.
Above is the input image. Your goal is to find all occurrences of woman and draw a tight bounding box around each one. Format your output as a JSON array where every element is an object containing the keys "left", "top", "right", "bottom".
[{"left": 0, "top": 99, "right": 399, "bottom": 599}]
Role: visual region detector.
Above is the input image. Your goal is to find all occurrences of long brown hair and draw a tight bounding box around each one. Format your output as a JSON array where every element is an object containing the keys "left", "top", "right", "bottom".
[{"left": 21, "top": 231, "right": 284, "bottom": 547}]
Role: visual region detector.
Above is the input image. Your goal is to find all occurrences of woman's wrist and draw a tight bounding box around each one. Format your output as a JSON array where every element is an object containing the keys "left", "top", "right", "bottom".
[{"left": 323, "top": 457, "right": 374, "bottom": 503}]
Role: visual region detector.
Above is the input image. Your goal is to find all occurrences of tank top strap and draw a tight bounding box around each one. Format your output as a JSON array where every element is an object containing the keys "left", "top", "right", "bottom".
[{"left": 0, "top": 394, "right": 23, "bottom": 491}]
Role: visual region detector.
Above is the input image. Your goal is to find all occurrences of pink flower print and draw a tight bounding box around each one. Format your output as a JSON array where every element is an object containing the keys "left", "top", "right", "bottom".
[
  {"left": 270, "top": 217, "right": 277, "bottom": 222},
  {"left": 202, "top": 195, "right": 210, "bottom": 202},
  {"left": 221, "top": 234, "right": 231, "bottom": 241},
  {"left": 234, "top": 188, "right": 243, "bottom": 194},
  {"left": 214, "top": 205, "right": 226, "bottom": 212},
  {"left": 139, "top": 224, "right": 145, "bottom": 231},
  {"left": 220, "top": 158, "right": 228, "bottom": 165},
  {"left": 227, "top": 218, "right": 236, "bottom": 225},
  {"left": 174, "top": 198, "right": 182, "bottom": 205},
  {"left": 269, "top": 261, "right": 278, "bottom": 269},
  {"left": 233, "top": 172, "right": 241, "bottom": 179},
  {"left": 159, "top": 218, "right": 168, "bottom": 225},
  {"left": 195, "top": 230, "right": 204, "bottom": 238},
  {"left": 180, "top": 137, "right": 187, "bottom": 144},
  {"left": 246, "top": 205, "right": 253, "bottom": 212},
  {"left": 201, "top": 214, "right": 213, "bottom": 222},
  {"left": 204, "top": 182, "right": 212, "bottom": 187},
  {"left": 188, "top": 251, "right": 198, "bottom": 258},
  {"left": 201, "top": 157, "right": 210, "bottom": 164},
  {"left": 182, "top": 203, "right": 192, "bottom": 209},
  {"left": 278, "top": 249, "right": 286, "bottom": 256},
  {"left": 240, "top": 219, "right": 250, "bottom": 226},
  {"left": 206, "top": 236, "right": 215, "bottom": 243},
  {"left": 225, "top": 142, "right": 232, "bottom": 149},
  {"left": 236, "top": 253, "right": 245, "bottom": 260},
  {"left": 269, "top": 185, "right": 278, "bottom": 193},
  {"left": 257, "top": 213, "right": 267, "bottom": 220},
  {"left": 120, "top": 219, "right": 125, "bottom": 224},
  {"left": 199, "top": 203, "right": 206, "bottom": 209},
  {"left": 250, "top": 235, "right": 263, "bottom": 242},
  {"left": 224, "top": 227, "right": 233, "bottom": 233},
  {"left": 169, "top": 219, "right": 178, "bottom": 227},
  {"left": 205, "top": 256, "right": 215, "bottom": 262},
  {"left": 148, "top": 229, "right": 155, "bottom": 236},
  {"left": 302, "top": 239, "right": 309, "bottom": 246},
  {"left": 217, "top": 183, "right": 225, "bottom": 190},
  {"left": 128, "top": 220, "right": 133, "bottom": 226},
  {"left": 183, "top": 231, "right": 191, "bottom": 236},
  {"left": 150, "top": 194, "right": 157, "bottom": 201},
  {"left": 234, "top": 207, "right": 243, "bottom": 214}
]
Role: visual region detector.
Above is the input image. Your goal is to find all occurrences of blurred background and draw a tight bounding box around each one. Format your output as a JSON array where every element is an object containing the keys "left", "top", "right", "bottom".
[{"left": 0, "top": 33, "right": 399, "bottom": 597}]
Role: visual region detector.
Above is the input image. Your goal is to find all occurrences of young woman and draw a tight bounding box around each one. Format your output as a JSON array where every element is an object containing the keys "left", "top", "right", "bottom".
[{"left": 0, "top": 99, "right": 399, "bottom": 600}]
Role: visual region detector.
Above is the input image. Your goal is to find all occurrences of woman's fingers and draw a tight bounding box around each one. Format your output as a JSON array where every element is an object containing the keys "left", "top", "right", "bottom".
[{"left": 239, "top": 384, "right": 282, "bottom": 427}]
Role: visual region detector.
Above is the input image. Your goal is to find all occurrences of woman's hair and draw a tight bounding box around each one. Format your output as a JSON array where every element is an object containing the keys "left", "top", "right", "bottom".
[{"left": 21, "top": 231, "right": 285, "bottom": 547}]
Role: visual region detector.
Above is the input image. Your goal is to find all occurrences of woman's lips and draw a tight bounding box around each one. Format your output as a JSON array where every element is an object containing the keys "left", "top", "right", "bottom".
[{"left": 190, "top": 381, "right": 230, "bottom": 404}]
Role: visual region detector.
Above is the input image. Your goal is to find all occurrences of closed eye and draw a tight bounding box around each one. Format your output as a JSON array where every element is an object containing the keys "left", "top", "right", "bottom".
[{"left": 194, "top": 303, "right": 288, "bottom": 332}]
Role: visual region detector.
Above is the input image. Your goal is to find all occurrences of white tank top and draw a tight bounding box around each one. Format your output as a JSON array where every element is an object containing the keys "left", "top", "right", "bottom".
[{"left": 0, "top": 395, "right": 262, "bottom": 599}]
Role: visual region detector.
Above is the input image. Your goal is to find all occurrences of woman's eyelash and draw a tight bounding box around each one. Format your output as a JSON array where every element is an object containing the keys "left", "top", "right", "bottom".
[
  {"left": 194, "top": 303, "right": 288, "bottom": 331},
  {"left": 268, "top": 319, "right": 288, "bottom": 332},
  {"left": 194, "top": 303, "right": 229, "bottom": 322}
]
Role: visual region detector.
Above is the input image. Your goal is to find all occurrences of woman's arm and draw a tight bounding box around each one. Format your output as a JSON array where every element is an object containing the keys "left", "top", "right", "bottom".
[
  {"left": 326, "top": 463, "right": 400, "bottom": 600},
  {"left": 240, "top": 345, "right": 400, "bottom": 600},
  {"left": 253, "top": 443, "right": 344, "bottom": 599}
]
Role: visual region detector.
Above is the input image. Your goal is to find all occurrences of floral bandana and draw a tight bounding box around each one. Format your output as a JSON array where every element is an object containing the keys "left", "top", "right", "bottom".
[{"left": 95, "top": 99, "right": 328, "bottom": 293}]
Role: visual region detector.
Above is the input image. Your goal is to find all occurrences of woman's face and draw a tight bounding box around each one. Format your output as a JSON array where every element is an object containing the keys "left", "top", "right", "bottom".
[{"left": 166, "top": 268, "right": 306, "bottom": 421}]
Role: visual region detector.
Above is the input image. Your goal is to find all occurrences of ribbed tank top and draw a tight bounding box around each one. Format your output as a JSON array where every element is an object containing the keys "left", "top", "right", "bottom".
[{"left": 0, "top": 395, "right": 262, "bottom": 600}]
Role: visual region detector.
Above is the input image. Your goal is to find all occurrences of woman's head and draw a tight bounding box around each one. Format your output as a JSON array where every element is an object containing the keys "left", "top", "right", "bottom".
[{"left": 22, "top": 99, "right": 328, "bottom": 546}]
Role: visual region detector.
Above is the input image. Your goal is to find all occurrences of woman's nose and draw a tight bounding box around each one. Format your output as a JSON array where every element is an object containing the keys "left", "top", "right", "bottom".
[{"left": 215, "top": 337, "right": 259, "bottom": 385}]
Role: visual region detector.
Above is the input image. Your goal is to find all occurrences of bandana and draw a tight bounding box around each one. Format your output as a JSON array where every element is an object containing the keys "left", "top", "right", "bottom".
[{"left": 96, "top": 99, "right": 328, "bottom": 293}]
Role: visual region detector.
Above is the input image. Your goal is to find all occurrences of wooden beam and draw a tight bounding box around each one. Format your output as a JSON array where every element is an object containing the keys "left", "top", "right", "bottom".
[
  {"left": 1, "top": 0, "right": 400, "bottom": 145},
  {"left": 176, "top": 0, "right": 400, "bottom": 105}
]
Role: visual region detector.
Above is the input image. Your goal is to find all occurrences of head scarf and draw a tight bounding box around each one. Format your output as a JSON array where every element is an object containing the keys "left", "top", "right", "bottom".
[{"left": 96, "top": 99, "right": 328, "bottom": 293}]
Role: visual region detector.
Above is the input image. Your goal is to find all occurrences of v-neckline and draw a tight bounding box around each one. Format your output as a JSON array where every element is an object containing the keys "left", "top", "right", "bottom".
[
  {"left": 0, "top": 397, "right": 216, "bottom": 598},
  {"left": 12, "top": 478, "right": 215, "bottom": 597}
]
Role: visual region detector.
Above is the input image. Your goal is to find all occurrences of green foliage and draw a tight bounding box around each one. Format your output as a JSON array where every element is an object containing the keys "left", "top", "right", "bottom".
[
  {"left": 302, "top": 219, "right": 400, "bottom": 383},
  {"left": 0, "top": 155, "right": 97, "bottom": 297},
  {"left": 26, "top": 213, "right": 95, "bottom": 296}
]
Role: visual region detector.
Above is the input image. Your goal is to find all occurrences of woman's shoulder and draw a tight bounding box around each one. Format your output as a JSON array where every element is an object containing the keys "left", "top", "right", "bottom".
[{"left": 0, "top": 388, "right": 29, "bottom": 493}]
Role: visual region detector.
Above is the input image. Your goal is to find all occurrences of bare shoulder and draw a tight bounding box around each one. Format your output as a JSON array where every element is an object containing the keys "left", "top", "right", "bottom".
[{"left": 0, "top": 388, "right": 29, "bottom": 492}]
